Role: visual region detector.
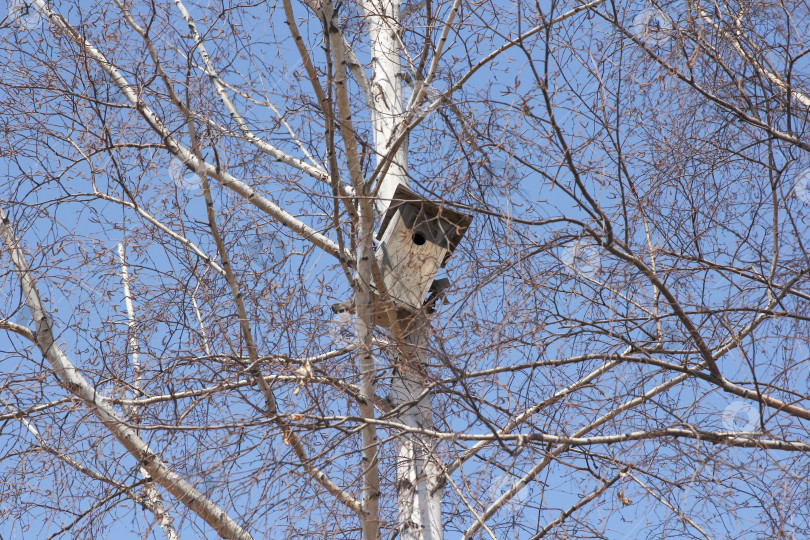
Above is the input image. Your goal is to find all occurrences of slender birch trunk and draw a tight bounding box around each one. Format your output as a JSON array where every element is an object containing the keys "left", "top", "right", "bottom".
[
  {"left": 0, "top": 207, "right": 254, "bottom": 540},
  {"left": 117, "top": 243, "right": 180, "bottom": 540},
  {"left": 324, "top": 1, "right": 385, "bottom": 535},
  {"left": 360, "top": 0, "right": 443, "bottom": 537},
  {"left": 389, "top": 318, "right": 443, "bottom": 540},
  {"left": 361, "top": 0, "right": 409, "bottom": 217}
]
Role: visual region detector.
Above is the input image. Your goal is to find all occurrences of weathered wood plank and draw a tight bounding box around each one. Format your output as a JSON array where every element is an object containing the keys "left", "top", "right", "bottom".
[{"left": 376, "top": 211, "right": 447, "bottom": 309}]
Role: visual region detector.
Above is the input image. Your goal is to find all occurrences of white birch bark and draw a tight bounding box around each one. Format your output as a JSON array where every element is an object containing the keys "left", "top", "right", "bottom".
[
  {"left": 389, "top": 319, "right": 443, "bottom": 540},
  {"left": 695, "top": 8, "right": 810, "bottom": 109},
  {"left": 361, "top": 0, "right": 410, "bottom": 217},
  {"left": 0, "top": 207, "right": 254, "bottom": 540},
  {"left": 0, "top": 394, "right": 181, "bottom": 534},
  {"left": 118, "top": 243, "right": 180, "bottom": 540},
  {"left": 31, "top": 0, "right": 353, "bottom": 269},
  {"left": 358, "top": 1, "right": 443, "bottom": 537}
]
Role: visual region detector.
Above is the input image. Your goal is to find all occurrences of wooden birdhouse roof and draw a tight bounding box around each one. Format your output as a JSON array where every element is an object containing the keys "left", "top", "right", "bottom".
[{"left": 376, "top": 184, "right": 473, "bottom": 267}]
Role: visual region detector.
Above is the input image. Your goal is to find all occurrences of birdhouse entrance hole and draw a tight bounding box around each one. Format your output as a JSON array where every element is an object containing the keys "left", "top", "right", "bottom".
[{"left": 412, "top": 232, "right": 427, "bottom": 245}]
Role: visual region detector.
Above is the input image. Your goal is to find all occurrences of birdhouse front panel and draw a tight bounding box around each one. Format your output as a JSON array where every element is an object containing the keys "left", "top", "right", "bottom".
[
  {"left": 396, "top": 204, "right": 459, "bottom": 250},
  {"left": 376, "top": 210, "right": 447, "bottom": 310}
]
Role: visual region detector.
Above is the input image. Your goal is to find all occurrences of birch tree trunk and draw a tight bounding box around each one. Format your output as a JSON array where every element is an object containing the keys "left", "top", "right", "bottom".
[
  {"left": 117, "top": 243, "right": 180, "bottom": 540},
  {"left": 361, "top": 0, "right": 409, "bottom": 217},
  {"left": 0, "top": 207, "right": 255, "bottom": 540},
  {"left": 360, "top": 0, "right": 443, "bottom": 537},
  {"left": 389, "top": 317, "right": 443, "bottom": 540}
]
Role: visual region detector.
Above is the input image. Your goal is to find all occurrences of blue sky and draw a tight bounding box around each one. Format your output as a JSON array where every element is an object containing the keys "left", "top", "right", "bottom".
[{"left": 1, "top": 0, "right": 809, "bottom": 538}]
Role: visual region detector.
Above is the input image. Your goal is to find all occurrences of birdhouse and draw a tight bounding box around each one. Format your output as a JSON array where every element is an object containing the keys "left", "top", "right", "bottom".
[{"left": 373, "top": 184, "right": 472, "bottom": 312}]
